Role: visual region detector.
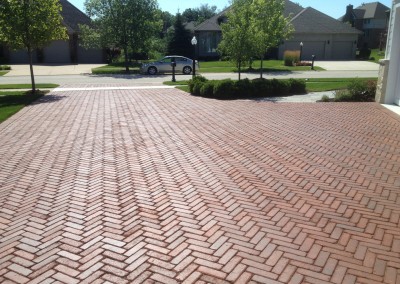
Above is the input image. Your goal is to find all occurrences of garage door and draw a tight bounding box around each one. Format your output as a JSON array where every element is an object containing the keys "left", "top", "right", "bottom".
[
  {"left": 285, "top": 41, "right": 326, "bottom": 61},
  {"left": 77, "top": 47, "right": 104, "bottom": 63},
  {"left": 43, "top": 40, "right": 70, "bottom": 63},
  {"left": 332, "top": 42, "right": 353, "bottom": 60},
  {"left": 9, "top": 50, "right": 32, "bottom": 64}
]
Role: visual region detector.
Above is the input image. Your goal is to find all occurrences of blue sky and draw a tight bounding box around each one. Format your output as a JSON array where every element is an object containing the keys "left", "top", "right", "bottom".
[{"left": 69, "top": 0, "right": 392, "bottom": 19}]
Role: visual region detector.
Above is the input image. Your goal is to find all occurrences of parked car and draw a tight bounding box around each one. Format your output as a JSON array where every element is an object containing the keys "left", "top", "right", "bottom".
[{"left": 141, "top": 56, "right": 199, "bottom": 75}]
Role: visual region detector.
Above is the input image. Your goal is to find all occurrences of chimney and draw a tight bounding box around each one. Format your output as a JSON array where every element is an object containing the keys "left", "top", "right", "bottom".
[{"left": 344, "top": 4, "right": 354, "bottom": 26}]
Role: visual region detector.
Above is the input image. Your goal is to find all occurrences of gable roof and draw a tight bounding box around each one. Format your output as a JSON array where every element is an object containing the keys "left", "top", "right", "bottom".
[
  {"left": 194, "top": 8, "right": 229, "bottom": 32},
  {"left": 354, "top": 2, "right": 390, "bottom": 19},
  {"left": 195, "top": 0, "right": 361, "bottom": 35},
  {"left": 60, "top": 0, "right": 92, "bottom": 33},
  {"left": 292, "top": 7, "right": 362, "bottom": 34}
]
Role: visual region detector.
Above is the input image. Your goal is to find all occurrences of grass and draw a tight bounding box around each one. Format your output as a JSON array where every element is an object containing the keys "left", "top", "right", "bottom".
[
  {"left": 93, "top": 59, "right": 324, "bottom": 74},
  {"left": 92, "top": 61, "right": 142, "bottom": 74},
  {"left": 369, "top": 49, "right": 385, "bottom": 63},
  {"left": 165, "top": 78, "right": 378, "bottom": 93},
  {"left": 0, "top": 91, "right": 46, "bottom": 123},
  {"left": 199, "top": 60, "right": 324, "bottom": 73},
  {"left": 0, "top": 71, "right": 8, "bottom": 76},
  {"left": 304, "top": 78, "right": 377, "bottom": 92},
  {"left": 0, "top": 84, "right": 59, "bottom": 89}
]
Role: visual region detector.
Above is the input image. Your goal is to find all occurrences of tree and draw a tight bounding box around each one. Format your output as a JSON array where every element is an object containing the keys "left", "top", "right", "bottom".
[
  {"left": 251, "top": 0, "right": 293, "bottom": 78},
  {"left": 0, "top": 0, "right": 67, "bottom": 93},
  {"left": 81, "top": 0, "right": 161, "bottom": 72},
  {"left": 218, "top": 0, "right": 254, "bottom": 80},
  {"left": 167, "top": 13, "right": 192, "bottom": 58},
  {"left": 182, "top": 4, "right": 218, "bottom": 24}
]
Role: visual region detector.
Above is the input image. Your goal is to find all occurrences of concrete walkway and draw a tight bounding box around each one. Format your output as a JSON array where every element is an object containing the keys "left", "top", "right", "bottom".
[
  {"left": 0, "top": 87, "right": 400, "bottom": 283},
  {"left": 5, "top": 64, "right": 105, "bottom": 76}
]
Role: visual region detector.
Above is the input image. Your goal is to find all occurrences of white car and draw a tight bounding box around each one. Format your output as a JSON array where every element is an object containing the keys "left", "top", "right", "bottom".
[{"left": 141, "top": 56, "right": 199, "bottom": 75}]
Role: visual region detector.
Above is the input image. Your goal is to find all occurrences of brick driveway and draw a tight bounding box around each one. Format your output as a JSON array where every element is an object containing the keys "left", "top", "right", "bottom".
[{"left": 0, "top": 88, "right": 400, "bottom": 284}]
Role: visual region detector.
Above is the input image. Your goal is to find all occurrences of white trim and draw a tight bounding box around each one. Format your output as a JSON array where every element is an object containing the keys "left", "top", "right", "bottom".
[{"left": 384, "top": 2, "right": 400, "bottom": 105}]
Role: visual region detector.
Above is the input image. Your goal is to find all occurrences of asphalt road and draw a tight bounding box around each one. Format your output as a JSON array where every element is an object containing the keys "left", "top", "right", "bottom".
[{"left": 0, "top": 70, "right": 379, "bottom": 86}]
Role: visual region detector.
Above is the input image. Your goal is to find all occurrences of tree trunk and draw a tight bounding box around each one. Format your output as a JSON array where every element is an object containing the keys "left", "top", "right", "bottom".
[
  {"left": 124, "top": 47, "right": 129, "bottom": 73},
  {"left": 260, "top": 55, "right": 264, "bottom": 79},
  {"left": 28, "top": 47, "right": 36, "bottom": 94},
  {"left": 238, "top": 61, "right": 241, "bottom": 81}
]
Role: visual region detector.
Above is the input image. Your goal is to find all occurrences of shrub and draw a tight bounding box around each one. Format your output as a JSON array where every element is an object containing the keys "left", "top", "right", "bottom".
[
  {"left": 188, "top": 77, "right": 308, "bottom": 100},
  {"left": 334, "top": 80, "right": 377, "bottom": 102},
  {"left": 284, "top": 50, "right": 300, "bottom": 66},
  {"left": 347, "top": 79, "right": 376, "bottom": 101},
  {"left": 200, "top": 81, "right": 215, "bottom": 98},
  {"left": 213, "top": 79, "right": 236, "bottom": 100},
  {"left": 320, "top": 95, "right": 331, "bottom": 102},
  {"left": 0, "top": 65, "right": 11, "bottom": 70},
  {"left": 295, "top": 61, "right": 312, "bottom": 66},
  {"left": 358, "top": 47, "right": 371, "bottom": 60},
  {"left": 188, "top": 75, "right": 207, "bottom": 95},
  {"left": 288, "top": 79, "right": 306, "bottom": 94},
  {"left": 234, "top": 78, "right": 253, "bottom": 98}
]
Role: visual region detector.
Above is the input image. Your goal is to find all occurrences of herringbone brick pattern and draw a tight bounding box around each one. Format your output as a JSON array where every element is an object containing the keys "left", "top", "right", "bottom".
[{"left": 0, "top": 88, "right": 400, "bottom": 284}]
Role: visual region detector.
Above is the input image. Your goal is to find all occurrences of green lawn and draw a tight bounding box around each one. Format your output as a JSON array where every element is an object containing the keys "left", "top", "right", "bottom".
[
  {"left": 0, "top": 71, "right": 8, "bottom": 76},
  {"left": 165, "top": 77, "right": 378, "bottom": 93},
  {"left": 0, "top": 84, "right": 59, "bottom": 89},
  {"left": 93, "top": 59, "right": 324, "bottom": 74},
  {"left": 0, "top": 91, "right": 45, "bottom": 123},
  {"left": 369, "top": 49, "right": 385, "bottom": 63},
  {"left": 92, "top": 62, "right": 142, "bottom": 74},
  {"left": 199, "top": 60, "right": 324, "bottom": 73},
  {"left": 305, "top": 78, "right": 377, "bottom": 92}
]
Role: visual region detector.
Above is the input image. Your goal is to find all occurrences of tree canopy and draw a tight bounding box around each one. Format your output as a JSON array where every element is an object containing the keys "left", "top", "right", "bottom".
[
  {"left": 81, "top": 0, "right": 161, "bottom": 71},
  {"left": 0, "top": 0, "right": 67, "bottom": 93},
  {"left": 167, "top": 13, "right": 193, "bottom": 58},
  {"left": 251, "top": 0, "right": 293, "bottom": 78},
  {"left": 219, "top": 0, "right": 293, "bottom": 79},
  {"left": 218, "top": 0, "right": 254, "bottom": 80},
  {"left": 182, "top": 4, "right": 218, "bottom": 24}
]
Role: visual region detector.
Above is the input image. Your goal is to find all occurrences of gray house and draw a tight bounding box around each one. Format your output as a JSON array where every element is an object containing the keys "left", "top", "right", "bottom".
[
  {"left": 194, "top": 0, "right": 362, "bottom": 61},
  {"left": 340, "top": 2, "right": 390, "bottom": 49},
  {"left": 1, "top": 0, "right": 104, "bottom": 64}
]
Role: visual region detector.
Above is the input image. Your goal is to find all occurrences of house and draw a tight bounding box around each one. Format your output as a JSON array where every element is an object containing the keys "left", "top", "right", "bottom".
[
  {"left": 1, "top": 0, "right": 104, "bottom": 64},
  {"left": 193, "top": 0, "right": 362, "bottom": 61},
  {"left": 340, "top": 2, "right": 391, "bottom": 49},
  {"left": 376, "top": 0, "right": 400, "bottom": 106}
]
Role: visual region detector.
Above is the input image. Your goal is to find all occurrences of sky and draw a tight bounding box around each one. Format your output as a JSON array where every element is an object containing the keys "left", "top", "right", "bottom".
[{"left": 69, "top": 0, "right": 392, "bottom": 19}]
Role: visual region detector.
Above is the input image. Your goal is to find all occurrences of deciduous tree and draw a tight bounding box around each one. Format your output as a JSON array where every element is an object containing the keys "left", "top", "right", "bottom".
[
  {"left": 81, "top": 0, "right": 161, "bottom": 72},
  {"left": 218, "top": 0, "right": 254, "bottom": 80},
  {"left": 0, "top": 0, "right": 67, "bottom": 93},
  {"left": 251, "top": 0, "right": 293, "bottom": 78}
]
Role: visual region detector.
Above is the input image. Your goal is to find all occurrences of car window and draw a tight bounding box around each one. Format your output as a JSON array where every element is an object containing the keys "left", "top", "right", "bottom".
[
  {"left": 176, "top": 57, "right": 187, "bottom": 62},
  {"left": 161, "top": 58, "right": 172, "bottom": 63}
]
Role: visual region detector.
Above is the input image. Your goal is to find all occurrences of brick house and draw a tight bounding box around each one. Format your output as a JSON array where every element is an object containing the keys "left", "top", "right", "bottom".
[
  {"left": 340, "top": 2, "right": 391, "bottom": 49},
  {"left": 193, "top": 0, "right": 361, "bottom": 61},
  {"left": 0, "top": 0, "right": 104, "bottom": 64}
]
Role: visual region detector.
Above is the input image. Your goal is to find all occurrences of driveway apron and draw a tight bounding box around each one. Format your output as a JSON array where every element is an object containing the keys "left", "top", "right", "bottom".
[{"left": 0, "top": 87, "right": 400, "bottom": 283}]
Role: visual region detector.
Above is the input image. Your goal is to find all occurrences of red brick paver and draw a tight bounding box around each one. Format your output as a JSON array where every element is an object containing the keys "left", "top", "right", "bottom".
[{"left": 0, "top": 88, "right": 400, "bottom": 283}]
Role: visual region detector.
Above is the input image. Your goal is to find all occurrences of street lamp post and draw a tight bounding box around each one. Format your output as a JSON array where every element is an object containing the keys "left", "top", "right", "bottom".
[
  {"left": 191, "top": 36, "right": 197, "bottom": 78},
  {"left": 300, "top": 42, "right": 304, "bottom": 62}
]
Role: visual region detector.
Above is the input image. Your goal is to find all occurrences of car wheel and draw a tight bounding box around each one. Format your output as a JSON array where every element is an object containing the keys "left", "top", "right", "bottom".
[
  {"left": 148, "top": 66, "right": 157, "bottom": 75},
  {"left": 183, "top": 66, "right": 192, "bottom": 75}
]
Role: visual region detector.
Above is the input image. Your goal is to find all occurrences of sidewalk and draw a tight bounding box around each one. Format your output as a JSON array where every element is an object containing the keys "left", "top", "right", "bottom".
[{"left": 4, "top": 64, "right": 104, "bottom": 76}]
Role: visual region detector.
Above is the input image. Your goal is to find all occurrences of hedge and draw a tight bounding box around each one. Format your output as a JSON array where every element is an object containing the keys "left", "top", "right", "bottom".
[{"left": 188, "top": 76, "right": 306, "bottom": 100}]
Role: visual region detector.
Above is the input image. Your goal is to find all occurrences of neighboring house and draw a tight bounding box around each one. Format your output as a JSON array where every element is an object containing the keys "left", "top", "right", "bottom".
[
  {"left": 340, "top": 2, "right": 391, "bottom": 49},
  {"left": 376, "top": 0, "right": 400, "bottom": 106},
  {"left": 194, "top": 0, "right": 362, "bottom": 61},
  {"left": 1, "top": 0, "right": 104, "bottom": 64}
]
